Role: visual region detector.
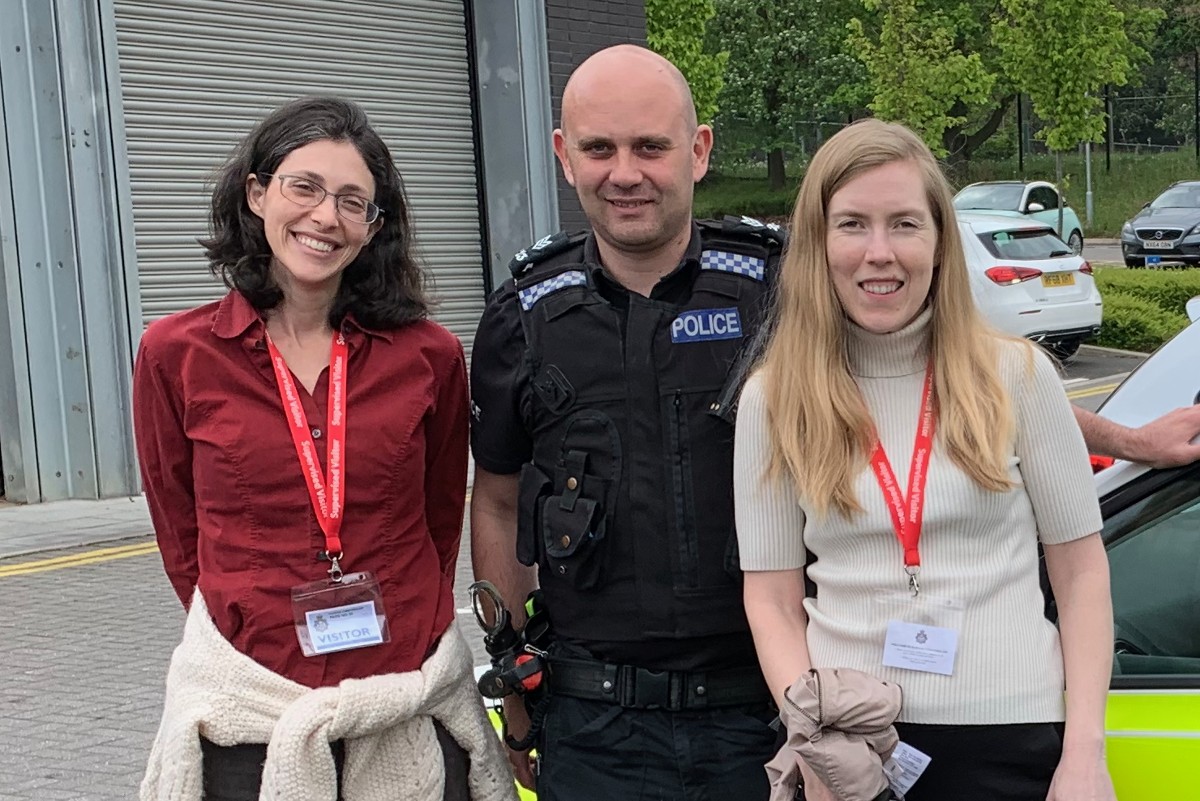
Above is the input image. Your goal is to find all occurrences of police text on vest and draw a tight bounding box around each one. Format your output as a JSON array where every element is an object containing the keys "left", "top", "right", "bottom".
[{"left": 671, "top": 308, "right": 743, "bottom": 344}]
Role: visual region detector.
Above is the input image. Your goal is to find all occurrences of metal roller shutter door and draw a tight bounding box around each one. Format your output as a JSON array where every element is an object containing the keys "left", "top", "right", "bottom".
[{"left": 112, "top": 0, "right": 485, "bottom": 352}]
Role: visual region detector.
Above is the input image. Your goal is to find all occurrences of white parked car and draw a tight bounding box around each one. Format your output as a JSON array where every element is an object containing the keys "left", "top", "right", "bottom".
[{"left": 957, "top": 212, "right": 1103, "bottom": 360}]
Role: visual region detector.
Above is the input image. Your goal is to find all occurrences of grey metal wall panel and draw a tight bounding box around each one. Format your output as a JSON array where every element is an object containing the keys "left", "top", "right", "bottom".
[
  {"left": 0, "top": 42, "right": 38, "bottom": 503},
  {"left": 0, "top": 2, "right": 99, "bottom": 501},
  {"left": 57, "top": 2, "right": 142, "bottom": 498},
  {"left": 112, "top": 0, "right": 486, "bottom": 351},
  {"left": 471, "top": 0, "right": 560, "bottom": 290}
]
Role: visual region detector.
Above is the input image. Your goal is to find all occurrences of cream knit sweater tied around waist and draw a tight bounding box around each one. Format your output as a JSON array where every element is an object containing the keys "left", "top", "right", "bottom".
[{"left": 141, "top": 590, "right": 517, "bottom": 801}]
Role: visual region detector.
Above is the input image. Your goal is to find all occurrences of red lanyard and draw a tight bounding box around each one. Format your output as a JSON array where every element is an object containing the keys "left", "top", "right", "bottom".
[
  {"left": 868, "top": 364, "right": 936, "bottom": 594},
  {"left": 266, "top": 332, "right": 349, "bottom": 576}
]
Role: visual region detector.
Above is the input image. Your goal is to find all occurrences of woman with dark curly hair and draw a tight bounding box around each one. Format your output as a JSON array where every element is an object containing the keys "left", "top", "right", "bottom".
[{"left": 133, "top": 97, "right": 515, "bottom": 801}]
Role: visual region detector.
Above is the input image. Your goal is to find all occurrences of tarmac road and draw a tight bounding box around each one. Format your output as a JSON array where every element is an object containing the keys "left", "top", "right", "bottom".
[
  {"left": 1082, "top": 239, "right": 1124, "bottom": 266},
  {"left": 1062, "top": 345, "right": 1146, "bottom": 412}
]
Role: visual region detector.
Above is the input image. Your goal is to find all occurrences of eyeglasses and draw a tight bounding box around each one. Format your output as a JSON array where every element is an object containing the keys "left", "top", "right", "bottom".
[{"left": 256, "top": 172, "right": 383, "bottom": 224}]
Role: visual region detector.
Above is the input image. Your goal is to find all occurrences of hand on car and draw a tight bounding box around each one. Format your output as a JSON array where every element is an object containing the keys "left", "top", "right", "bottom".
[
  {"left": 501, "top": 695, "right": 537, "bottom": 789},
  {"left": 1130, "top": 405, "right": 1200, "bottom": 469}
]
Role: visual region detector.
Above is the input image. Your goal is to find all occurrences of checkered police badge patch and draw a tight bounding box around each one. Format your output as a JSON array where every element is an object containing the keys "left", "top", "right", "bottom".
[
  {"left": 701, "top": 250, "right": 765, "bottom": 281},
  {"left": 518, "top": 270, "right": 588, "bottom": 311}
]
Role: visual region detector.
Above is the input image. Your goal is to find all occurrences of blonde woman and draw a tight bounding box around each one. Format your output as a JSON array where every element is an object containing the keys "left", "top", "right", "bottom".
[{"left": 734, "top": 119, "right": 1115, "bottom": 801}]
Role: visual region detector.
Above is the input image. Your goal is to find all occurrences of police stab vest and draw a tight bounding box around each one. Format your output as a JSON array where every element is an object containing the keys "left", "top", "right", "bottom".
[{"left": 508, "top": 218, "right": 783, "bottom": 645}]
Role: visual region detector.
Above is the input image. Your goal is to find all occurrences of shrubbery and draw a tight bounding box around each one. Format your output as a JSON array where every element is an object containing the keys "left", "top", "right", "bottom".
[
  {"left": 1093, "top": 267, "right": 1197, "bottom": 352},
  {"left": 1094, "top": 269, "right": 1200, "bottom": 318}
]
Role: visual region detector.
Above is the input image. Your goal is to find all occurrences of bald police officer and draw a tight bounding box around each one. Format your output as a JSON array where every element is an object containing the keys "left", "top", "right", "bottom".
[{"left": 469, "top": 45, "right": 781, "bottom": 800}]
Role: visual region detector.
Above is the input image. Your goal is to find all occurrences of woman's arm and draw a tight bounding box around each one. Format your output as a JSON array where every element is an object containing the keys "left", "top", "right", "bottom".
[
  {"left": 745, "top": 570, "right": 839, "bottom": 801},
  {"left": 744, "top": 569, "right": 813, "bottom": 707},
  {"left": 132, "top": 339, "right": 200, "bottom": 608},
  {"left": 734, "top": 373, "right": 813, "bottom": 705},
  {"left": 1006, "top": 345, "right": 1114, "bottom": 798},
  {"left": 1043, "top": 534, "right": 1115, "bottom": 801},
  {"left": 424, "top": 340, "right": 470, "bottom": 579}
]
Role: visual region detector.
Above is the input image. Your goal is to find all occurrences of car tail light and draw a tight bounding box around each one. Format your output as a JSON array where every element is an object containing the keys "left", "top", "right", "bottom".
[
  {"left": 1079, "top": 261, "right": 1093, "bottom": 275},
  {"left": 985, "top": 266, "right": 1043, "bottom": 285},
  {"left": 1089, "top": 454, "right": 1115, "bottom": 473}
]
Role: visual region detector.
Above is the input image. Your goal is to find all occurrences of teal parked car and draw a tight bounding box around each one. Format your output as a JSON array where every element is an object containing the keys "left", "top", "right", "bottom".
[{"left": 954, "top": 180, "right": 1085, "bottom": 254}]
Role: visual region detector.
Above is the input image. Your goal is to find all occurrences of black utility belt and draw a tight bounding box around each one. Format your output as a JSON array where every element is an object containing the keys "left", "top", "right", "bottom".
[{"left": 548, "top": 657, "right": 771, "bottom": 711}]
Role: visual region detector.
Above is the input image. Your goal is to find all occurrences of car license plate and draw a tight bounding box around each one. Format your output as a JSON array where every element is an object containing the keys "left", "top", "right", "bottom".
[
  {"left": 1042, "top": 272, "right": 1075, "bottom": 288},
  {"left": 1143, "top": 240, "right": 1174, "bottom": 249}
]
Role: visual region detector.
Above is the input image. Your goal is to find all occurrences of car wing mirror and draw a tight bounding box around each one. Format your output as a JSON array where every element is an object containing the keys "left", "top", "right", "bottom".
[
  {"left": 1026, "top": 202, "right": 1045, "bottom": 213},
  {"left": 1142, "top": 201, "right": 1151, "bottom": 209},
  {"left": 1186, "top": 296, "right": 1200, "bottom": 323}
]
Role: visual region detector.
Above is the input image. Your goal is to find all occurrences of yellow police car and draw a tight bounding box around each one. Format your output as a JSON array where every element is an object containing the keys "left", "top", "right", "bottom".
[{"left": 1092, "top": 297, "right": 1200, "bottom": 798}]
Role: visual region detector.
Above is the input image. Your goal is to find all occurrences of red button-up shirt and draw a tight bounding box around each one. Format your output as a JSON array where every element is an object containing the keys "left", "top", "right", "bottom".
[{"left": 133, "top": 291, "right": 468, "bottom": 688}]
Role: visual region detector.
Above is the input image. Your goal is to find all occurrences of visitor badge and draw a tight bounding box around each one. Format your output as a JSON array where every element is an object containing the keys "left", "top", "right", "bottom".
[
  {"left": 291, "top": 571, "right": 391, "bottom": 657},
  {"left": 883, "top": 741, "right": 932, "bottom": 798},
  {"left": 875, "top": 591, "right": 964, "bottom": 676},
  {"left": 882, "top": 620, "right": 959, "bottom": 675}
]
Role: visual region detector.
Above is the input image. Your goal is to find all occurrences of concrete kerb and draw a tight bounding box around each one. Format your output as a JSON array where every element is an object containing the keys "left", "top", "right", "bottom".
[
  {"left": 1078, "top": 343, "right": 1153, "bottom": 359},
  {"left": 0, "top": 532, "right": 154, "bottom": 563},
  {"left": 0, "top": 496, "right": 154, "bottom": 561}
]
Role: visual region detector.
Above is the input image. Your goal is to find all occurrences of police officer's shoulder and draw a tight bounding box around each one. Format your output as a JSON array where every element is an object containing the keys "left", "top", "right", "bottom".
[
  {"left": 694, "top": 215, "right": 786, "bottom": 285},
  {"left": 697, "top": 215, "right": 788, "bottom": 250},
  {"left": 507, "top": 230, "right": 590, "bottom": 279}
]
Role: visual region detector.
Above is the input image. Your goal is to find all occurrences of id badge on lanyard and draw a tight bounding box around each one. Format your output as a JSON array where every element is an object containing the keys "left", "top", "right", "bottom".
[
  {"left": 266, "top": 332, "right": 391, "bottom": 657},
  {"left": 870, "top": 364, "right": 963, "bottom": 676}
]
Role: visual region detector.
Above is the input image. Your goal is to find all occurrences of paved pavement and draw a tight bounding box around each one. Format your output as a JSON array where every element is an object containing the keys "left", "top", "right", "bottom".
[
  {"left": 0, "top": 539, "right": 179, "bottom": 800},
  {"left": 0, "top": 369, "right": 1133, "bottom": 799},
  {"left": 0, "top": 504, "right": 489, "bottom": 800},
  {"left": 0, "top": 496, "right": 152, "bottom": 560}
]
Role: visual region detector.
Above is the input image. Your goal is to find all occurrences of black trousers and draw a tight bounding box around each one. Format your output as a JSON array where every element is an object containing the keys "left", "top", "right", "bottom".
[
  {"left": 200, "top": 720, "right": 471, "bottom": 801},
  {"left": 798, "top": 722, "right": 1063, "bottom": 801},
  {"left": 535, "top": 693, "right": 779, "bottom": 801},
  {"left": 891, "top": 722, "right": 1064, "bottom": 801}
]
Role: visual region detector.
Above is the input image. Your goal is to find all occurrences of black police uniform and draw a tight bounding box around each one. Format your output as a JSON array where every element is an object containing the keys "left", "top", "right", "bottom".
[{"left": 470, "top": 219, "right": 784, "bottom": 801}]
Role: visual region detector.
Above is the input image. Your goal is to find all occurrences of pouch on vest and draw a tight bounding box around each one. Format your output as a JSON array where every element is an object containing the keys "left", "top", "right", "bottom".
[
  {"left": 541, "top": 449, "right": 608, "bottom": 590},
  {"left": 517, "top": 463, "right": 552, "bottom": 567}
]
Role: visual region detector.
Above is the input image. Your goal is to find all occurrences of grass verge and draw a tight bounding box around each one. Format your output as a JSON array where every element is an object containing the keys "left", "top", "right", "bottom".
[{"left": 697, "top": 149, "right": 1199, "bottom": 236}]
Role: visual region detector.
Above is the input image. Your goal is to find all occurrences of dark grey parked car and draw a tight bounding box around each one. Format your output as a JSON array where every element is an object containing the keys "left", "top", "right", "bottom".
[{"left": 1121, "top": 181, "right": 1200, "bottom": 267}]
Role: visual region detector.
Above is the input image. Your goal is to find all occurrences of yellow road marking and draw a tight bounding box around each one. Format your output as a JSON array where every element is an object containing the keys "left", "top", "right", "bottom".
[
  {"left": 1066, "top": 382, "right": 1120, "bottom": 400},
  {"left": 0, "top": 541, "right": 159, "bottom": 578},
  {"left": 0, "top": 491, "right": 477, "bottom": 580}
]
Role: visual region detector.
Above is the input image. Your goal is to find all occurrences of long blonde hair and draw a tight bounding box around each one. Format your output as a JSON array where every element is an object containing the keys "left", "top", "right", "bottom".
[{"left": 760, "top": 119, "right": 1024, "bottom": 517}]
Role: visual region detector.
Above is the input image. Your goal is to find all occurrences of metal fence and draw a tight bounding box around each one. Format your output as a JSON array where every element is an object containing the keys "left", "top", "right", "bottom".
[{"left": 710, "top": 87, "right": 1200, "bottom": 177}]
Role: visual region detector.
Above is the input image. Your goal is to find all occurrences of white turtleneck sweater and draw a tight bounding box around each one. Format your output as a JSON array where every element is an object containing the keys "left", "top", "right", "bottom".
[{"left": 733, "top": 309, "right": 1103, "bottom": 725}]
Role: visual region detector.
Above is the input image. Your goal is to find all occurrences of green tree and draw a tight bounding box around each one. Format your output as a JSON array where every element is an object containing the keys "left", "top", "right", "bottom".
[
  {"left": 645, "top": 0, "right": 728, "bottom": 124},
  {"left": 996, "top": 0, "right": 1161, "bottom": 230},
  {"left": 846, "top": 0, "right": 1160, "bottom": 163},
  {"left": 849, "top": 0, "right": 994, "bottom": 157},
  {"left": 1155, "top": 2, "right": 1200, "bottom": 143},
  {"left": 709, "top": 0, "right": 867, "bottom": 189}
]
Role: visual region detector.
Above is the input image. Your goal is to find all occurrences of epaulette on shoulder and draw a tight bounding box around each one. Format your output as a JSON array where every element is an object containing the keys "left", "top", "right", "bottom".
[
  {"left": 508, "top": 230, "right": 589, "bottom": 278},
  {"left": 698, "top": 215, "right": 788, "bottom": 249}
]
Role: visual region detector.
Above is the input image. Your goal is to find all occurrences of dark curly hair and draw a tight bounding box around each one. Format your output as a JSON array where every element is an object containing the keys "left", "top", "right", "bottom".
[{"left": 201, "top": 96, "right": 427, "bottom": 329}]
